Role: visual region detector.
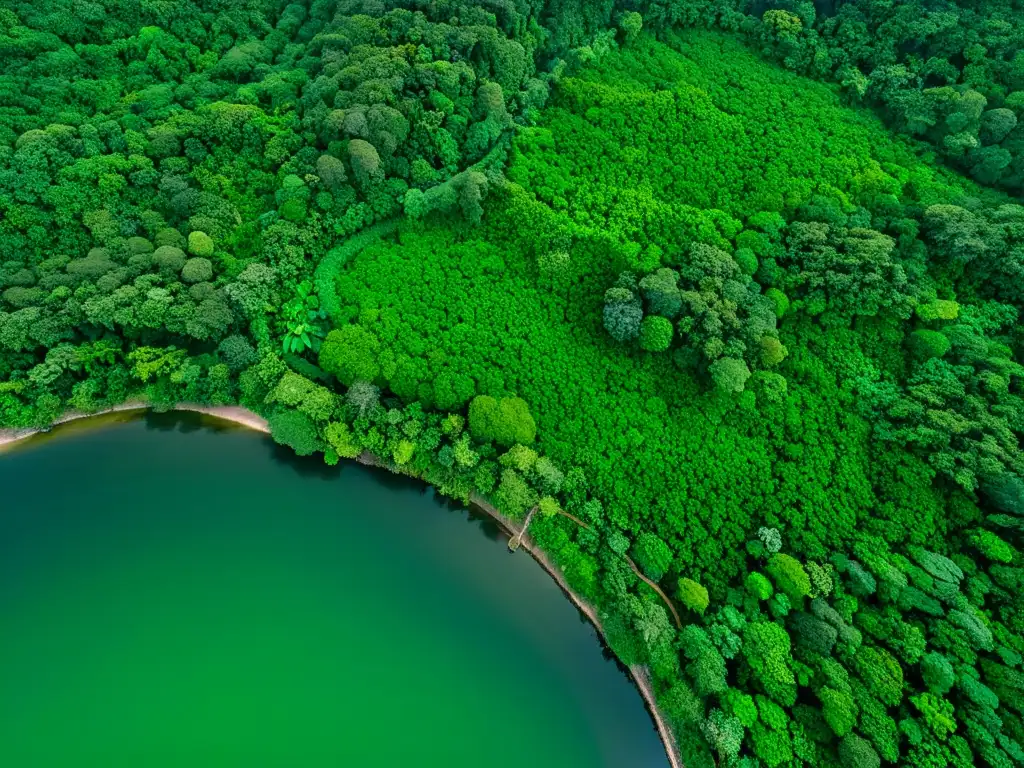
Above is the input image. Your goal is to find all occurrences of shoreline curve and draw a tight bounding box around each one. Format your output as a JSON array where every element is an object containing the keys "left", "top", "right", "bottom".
[{"left": 0, "top": 404, "right": 682, "bottom": 768}]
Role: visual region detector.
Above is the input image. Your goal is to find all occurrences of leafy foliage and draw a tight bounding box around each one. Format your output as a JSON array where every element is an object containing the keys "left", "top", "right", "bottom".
[{"left": 4, "top": 4, "right": 1024, "bottom": 767}]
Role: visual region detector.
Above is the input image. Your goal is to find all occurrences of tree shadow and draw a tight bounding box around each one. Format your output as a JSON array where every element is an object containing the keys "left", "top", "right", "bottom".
[{"left": 142, "top": 409, "right": 237, "bottom": 436}]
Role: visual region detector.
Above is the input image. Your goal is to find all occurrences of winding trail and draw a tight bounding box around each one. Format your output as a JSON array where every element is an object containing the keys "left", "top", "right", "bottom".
[
  {"left": 626, "top": 556, "right": 684, "bottom": 630},
  {"left": 0, "top": 405, "right": 683, "bottom": 768},
  {"left": 553, "top": 510, "right": 682, "bottom": 630}
]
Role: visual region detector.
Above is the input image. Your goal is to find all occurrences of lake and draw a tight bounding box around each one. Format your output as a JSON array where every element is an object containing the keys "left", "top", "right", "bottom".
[{"left": 0, "top": 412, "right": 668, "bottom": 767}]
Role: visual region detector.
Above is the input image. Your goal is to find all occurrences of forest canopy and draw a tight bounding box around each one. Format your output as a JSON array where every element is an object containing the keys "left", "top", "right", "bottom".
[{"left": 3, "top": 2, "right": 1024, "bottom": 767}]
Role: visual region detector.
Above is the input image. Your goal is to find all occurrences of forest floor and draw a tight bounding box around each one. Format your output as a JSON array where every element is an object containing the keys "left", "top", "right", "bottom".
[{"left": 0, "top": 405, "right": 682, "bottom": 768}]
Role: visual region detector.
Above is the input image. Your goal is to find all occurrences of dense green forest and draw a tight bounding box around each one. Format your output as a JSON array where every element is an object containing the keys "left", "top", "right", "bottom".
[{"left": 3, "top": 1, "right": 1024, "bottom": 766}]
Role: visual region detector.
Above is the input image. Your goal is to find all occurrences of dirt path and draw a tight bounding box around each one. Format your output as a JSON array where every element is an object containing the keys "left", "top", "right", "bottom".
[
  {"left": 554, "top": 509, "right": 682, "bottom": 630},
  {"left": 626, "top": 556, "right": 683, "bottom": 630},
  {"left": 508, "top": 505, "right": 538, "bottom": 551}
]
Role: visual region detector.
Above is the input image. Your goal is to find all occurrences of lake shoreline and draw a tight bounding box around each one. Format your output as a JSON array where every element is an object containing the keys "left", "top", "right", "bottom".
[{"left": 0, "top": 404, "right": 682, "bottom": 768}]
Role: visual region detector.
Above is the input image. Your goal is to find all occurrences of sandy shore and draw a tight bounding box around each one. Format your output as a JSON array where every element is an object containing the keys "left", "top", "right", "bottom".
[
  {"left": 0, "top": 403, "right": 682, "bottom": 768},
  {"left": 0, "top": 403, "right": 270, "bottom": 449}
]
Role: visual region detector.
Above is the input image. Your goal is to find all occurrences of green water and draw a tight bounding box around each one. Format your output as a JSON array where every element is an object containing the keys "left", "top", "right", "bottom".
[{"left": 0, "top": 413, "right": 667, "bottom": 767}]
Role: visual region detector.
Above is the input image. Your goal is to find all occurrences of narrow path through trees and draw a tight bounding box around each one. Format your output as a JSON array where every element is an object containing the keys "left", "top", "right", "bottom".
[{"left": 508, "top": 505, "right": 538, "bottom": 551}]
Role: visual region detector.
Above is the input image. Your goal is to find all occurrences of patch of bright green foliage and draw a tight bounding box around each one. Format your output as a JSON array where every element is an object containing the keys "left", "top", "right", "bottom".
[{"left": 3, "top": 2, "right": 1024, "bottom": 767}]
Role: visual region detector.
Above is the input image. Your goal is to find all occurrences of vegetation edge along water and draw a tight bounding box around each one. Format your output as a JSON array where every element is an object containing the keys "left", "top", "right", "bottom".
[
  {"left": 5, "top": 1, "right": 1024, "bottom": 766},
  {"left": 0, "top": 405, "right": 684, "bottom": 768}
]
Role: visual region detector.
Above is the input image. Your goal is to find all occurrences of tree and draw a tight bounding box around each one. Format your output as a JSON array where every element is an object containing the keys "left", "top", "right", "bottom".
[
  {"left": 910, "top": 547, "right": 963, "bottom": 584},
  {"left": 742, "top": 621, "right": 797, "bottom": 706},
  {"left": 316, "top": 154, "right": 347, "bottom": 190},
  {"left": 911, "top": 692, "right": 957, "bottom": 740},
  {"left": 639, "top": 268, "right": 681, "bottom": 317},
  {"left": 818, "top": 685, "right": 858, "bottom": 737},
  {"left": 923, "top": 204, "right": 991, "bottom": 265},
  {"left": 181, "top": 257, "right": 213, "bottom": 283},
  {"left": 620, "top": 12, "right": 643, "bottom": 45},
  {"left": 659, "top": 681, "right": 703, "bottom": 731},
  {"left": 346, "top": 379, "right": 380, "bottom": 418},
  {"left": 921, "top": 652, "right": 956, "bottom": 695},
  {"left": 217, "top": 335, "right": 256, "bottom": 371},
  {"left": 980, "top": 108, "right": 1017, "bottom": 145},
  {"left": 348, "top": 138, "right": 382, "bottom": 186},
  {"left": 468, "top": 395, "right": 536, "bottom": 446},
  {"left": 851, "top": 681, "right": 900, "bottom": 762},
  {"left": 323, "top": 421, "right": 361, "bottom": 459},
  {"left": 853, "top": 646, "right": 903, "bottom": 707},
  {"left": 790, "top": 611, "right": 838, "bottom": 654},
  {"left": 633, "top": 532, "right": 673, "bottom": 581},
  {"left": 746, "top": 571, "right": 774, "bottom": 600},
  {"left": 152, "top": 245, "right": 186, "bottom": 273},
  {"left": 268, "top": 410, "right": 319, "bottom": 456},
  {"left": 319, "top": 326, "right": 380, "bottom": 387},
  {"left": 711, "top": 356, "right": 752, "bottom": 393},
  {"left": 759, "top": 527, "right": 783, "bottom": 555},
  {"left": 678, "top": 577, "right": 710, "bottom": 615},
  {"left": 838, "top": 733, "right": 880, "bottom": 768},
  {"left": 909, "top": 329, "right": 951, "bottom": 361},
  {"left": 187, "top": 231, "right": 214, "bottom": 257},
  {"left": 640, "top": 315, "right": 674, "bottom": 352},
  {"left": 495, "top": 469, "right": 538, "bottom": 519},
  {"left": 701, "top": 708, "right": 743, "bottom": 763},
  {"left": 682, "top": 625, "right": 728, "bottom": 697},
  {"left": 767, "top": 553, "right": 812, "bottom": 603},
  {"left": 603, "top": 286, "right": 642, "bottom": 342}
]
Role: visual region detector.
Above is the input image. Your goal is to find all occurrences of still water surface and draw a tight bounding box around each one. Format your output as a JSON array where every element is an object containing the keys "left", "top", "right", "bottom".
[{"left": 0, "top": 413, "right": 667, "bottom": 767}]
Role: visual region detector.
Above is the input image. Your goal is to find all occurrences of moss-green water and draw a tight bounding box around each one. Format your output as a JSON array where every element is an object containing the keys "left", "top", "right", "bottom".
[{"left": 0, "top": 413, "right": 666, "bottom": 767}]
